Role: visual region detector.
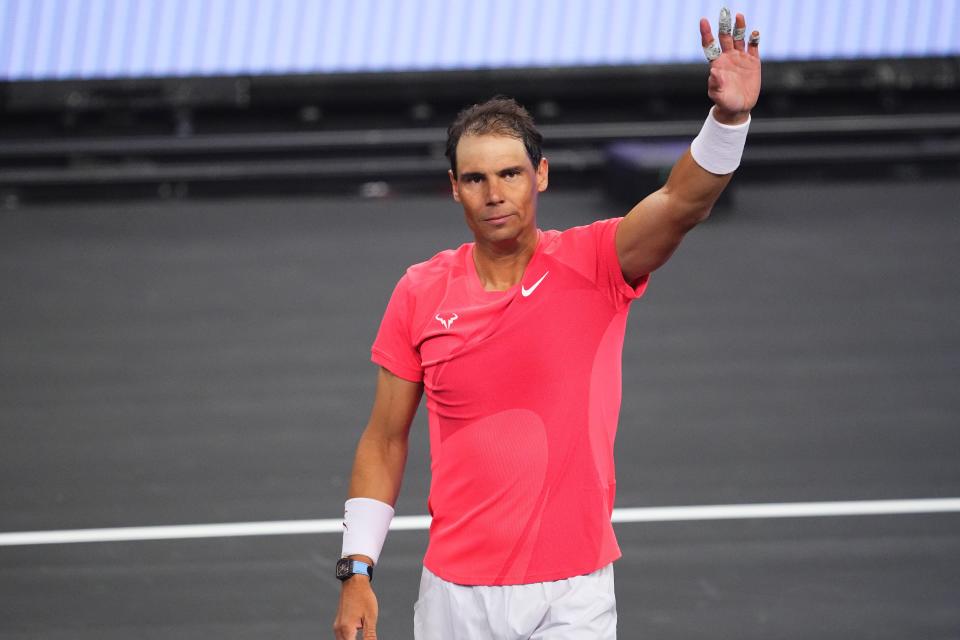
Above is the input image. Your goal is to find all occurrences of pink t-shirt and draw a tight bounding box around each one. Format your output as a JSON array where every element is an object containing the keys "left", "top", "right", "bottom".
[{"left": 371, "top": 218, "right": 648, "bottom": 585}]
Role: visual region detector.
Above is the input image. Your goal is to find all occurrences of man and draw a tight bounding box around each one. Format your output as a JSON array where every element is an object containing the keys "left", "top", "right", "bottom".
[{"left": 334, "top": 9, "right": 761, "bottom": 639}]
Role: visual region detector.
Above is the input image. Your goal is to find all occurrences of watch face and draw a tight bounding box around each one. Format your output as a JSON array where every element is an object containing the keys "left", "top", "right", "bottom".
[{"left": 336, "top": 558, "right": 373, "bottom": 582}]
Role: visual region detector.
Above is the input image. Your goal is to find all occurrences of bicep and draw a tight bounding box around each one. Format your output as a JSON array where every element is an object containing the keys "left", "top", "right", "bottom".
[
  {"left": 615, "top": 189, "right": 691, "bottom": 284},
  {"left": 348, "top": 367, "right": 422, "bottom": 503},
  {"left": 615, "top": 150, "right": 730, "bottom": 282},
  {"left": 365, "top": 366, "right": 423, "bottom": 441}
]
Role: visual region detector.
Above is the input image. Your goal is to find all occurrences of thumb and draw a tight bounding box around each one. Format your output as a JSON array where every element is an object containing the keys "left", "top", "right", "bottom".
[{"left": 710, "top": 67, "right": 725, "bottom": 90}]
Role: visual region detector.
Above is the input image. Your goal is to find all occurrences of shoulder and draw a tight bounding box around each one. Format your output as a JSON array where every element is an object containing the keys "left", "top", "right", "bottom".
[
  {"left": 398, "top": 242, "right": 470, "bottom": 293},
  {"left": 542, "top": 218, "right": 622, "bottom": 255},
  {"left": 560, "top": 218, "right": 622, "bottom": 239}
]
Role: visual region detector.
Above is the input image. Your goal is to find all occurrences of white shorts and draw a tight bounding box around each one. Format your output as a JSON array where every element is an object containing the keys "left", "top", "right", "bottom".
[{"left": 413, "top": 563, "right": 617, "bottom": 640}]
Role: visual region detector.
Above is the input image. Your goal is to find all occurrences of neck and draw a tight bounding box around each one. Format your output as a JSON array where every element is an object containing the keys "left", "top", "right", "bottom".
[{"left": 472, "top": 229, "right": 538, "bottom": 291}]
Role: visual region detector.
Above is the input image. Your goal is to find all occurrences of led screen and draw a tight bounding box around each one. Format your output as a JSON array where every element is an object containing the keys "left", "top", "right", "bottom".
[{"left": 1, "top": 0, "right": 958, "bottom": 81}]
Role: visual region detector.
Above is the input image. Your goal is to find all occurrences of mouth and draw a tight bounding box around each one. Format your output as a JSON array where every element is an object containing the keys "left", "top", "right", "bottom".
[{"left": 484, "top": 213, "right": 514, "bottom": 226}]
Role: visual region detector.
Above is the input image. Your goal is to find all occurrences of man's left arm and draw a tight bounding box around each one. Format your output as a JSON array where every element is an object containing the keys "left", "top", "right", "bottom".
[{"left": 616, "top": 8, "right": 761, "bottom": 284}]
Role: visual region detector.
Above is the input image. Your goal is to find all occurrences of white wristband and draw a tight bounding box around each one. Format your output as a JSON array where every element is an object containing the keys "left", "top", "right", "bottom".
[
  {"left": 689, "top": 106, "right": 751, "bottom": 175},
  {"left": 341, "top": 497, "right": 394, "bottom": 565}
]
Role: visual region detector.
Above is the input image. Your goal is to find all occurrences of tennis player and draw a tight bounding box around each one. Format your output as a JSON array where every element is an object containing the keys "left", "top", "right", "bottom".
[{"left": 334, "top": 8, "right": 761, "bottom": 639}]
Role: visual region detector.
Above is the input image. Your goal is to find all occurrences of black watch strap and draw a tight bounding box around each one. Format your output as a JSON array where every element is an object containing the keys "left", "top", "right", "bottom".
[{"left": 336, "top": 557, "right": 374, "bottom": 582}]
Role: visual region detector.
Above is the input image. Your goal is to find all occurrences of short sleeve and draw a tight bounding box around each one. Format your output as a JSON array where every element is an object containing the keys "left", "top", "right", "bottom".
[
  {"left": 556, "top": 218, "right": 649, "bottom": 308},
  {"left": 371, "top": 275, "right": 423, "bottom": 382},
  {"left": 594, "top": 217, "right": 649, "bottom": 307}
]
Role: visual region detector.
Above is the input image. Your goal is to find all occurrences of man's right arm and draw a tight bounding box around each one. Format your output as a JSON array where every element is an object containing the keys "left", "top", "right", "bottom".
[{"left": 333, "top": 366, "right": 423, "bottom": 640}]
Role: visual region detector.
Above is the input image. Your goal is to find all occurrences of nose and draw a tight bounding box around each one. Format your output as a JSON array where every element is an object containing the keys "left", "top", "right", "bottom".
[{"left": 485, "top": 177, "right": 505, "bottom": 206}]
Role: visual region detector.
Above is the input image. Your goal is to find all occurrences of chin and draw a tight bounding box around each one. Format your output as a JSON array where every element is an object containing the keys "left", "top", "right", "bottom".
[
  {"left": 469, "top": 215, "right": 534, "bottom": 245},
  {"left": 484, "top": 224, "right": 523, "bottom": 242}
]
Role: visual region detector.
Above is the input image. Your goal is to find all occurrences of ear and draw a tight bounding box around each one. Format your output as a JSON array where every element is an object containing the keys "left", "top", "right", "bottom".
[
  {"left": 536, "top": 157, "right": 549, "bottom": 193},
  {"left": 448, "top": 169, "right": 461, "bottom": 202}
]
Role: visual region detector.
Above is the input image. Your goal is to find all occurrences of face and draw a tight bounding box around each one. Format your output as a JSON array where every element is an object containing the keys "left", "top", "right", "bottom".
[{"left": 449, "top": 134, "right": 548, "bottom": 248}]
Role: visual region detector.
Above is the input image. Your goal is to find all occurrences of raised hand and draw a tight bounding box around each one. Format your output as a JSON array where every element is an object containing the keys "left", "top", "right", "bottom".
[{"left": 699, "top": 8, "right": 761, "bottom": 124}]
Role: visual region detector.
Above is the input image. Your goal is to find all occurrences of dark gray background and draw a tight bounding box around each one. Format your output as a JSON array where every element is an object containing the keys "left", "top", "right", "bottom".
[{"left": 2, "top": 178, "right": 959, "bottom": 639}]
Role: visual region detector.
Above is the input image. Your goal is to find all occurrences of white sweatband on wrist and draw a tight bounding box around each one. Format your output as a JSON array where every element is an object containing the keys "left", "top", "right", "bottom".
[
  {"left": 689, "top": 106, "right": 751, "bottom": 175},
  {"left": 341, "top": 497, "right": 394, "bottom": 565}
]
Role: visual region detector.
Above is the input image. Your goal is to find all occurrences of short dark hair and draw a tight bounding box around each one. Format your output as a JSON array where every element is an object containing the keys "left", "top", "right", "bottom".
[{"left": 445, "top": 96, "right": 543, "bottom": 177}]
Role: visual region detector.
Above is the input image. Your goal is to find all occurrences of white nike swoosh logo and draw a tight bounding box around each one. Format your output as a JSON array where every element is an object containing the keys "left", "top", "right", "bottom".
[{"left": 521, "top": 271, "right": 549, "bottom": 297}]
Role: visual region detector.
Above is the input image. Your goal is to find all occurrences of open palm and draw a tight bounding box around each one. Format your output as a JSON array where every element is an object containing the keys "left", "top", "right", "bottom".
[{"left": 700, "top": 11, "right": 761, "bottom": 118}]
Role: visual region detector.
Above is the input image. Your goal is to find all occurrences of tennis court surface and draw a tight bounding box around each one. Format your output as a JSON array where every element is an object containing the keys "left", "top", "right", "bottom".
[{"left": 2, "top": 178, "right": 958, "bottom": 638}]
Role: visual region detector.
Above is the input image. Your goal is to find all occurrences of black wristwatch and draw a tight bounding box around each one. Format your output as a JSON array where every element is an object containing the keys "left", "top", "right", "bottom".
[{"left": 336, "top": 557, "right": 374, "bottom": 582}]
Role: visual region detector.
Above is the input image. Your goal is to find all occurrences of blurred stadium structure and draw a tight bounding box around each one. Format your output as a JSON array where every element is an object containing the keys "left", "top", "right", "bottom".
[{"left": 0, "top": 0, "right": 959, "bottom": 203}]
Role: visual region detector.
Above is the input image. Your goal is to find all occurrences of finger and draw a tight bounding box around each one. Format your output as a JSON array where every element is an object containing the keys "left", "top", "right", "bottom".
[
  {"left": 700, "top": 18, "right": 721, "bottom": 63},
  {"left": 362, "top": 615, "right": 377, "bottom": 639},
  {"left": 733, "top": 13, "right": 746, "bottom": 51},
  {"left": 717, "top": 6, "right": 734, "bottom": 52},
  {"left": 332, "top": 621, "right": 349, "bottom": 640},
  {"left": 699, "top": 17, "right": 714, "bottom": 46},
  {"left": 333, "top": 613, "right": 361, "bottom": 640},
  {"left": 747, "top": 29, "right": 761, "bottom": 58}
]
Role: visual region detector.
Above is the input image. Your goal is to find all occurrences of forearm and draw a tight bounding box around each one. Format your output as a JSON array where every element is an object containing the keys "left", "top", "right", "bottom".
[
  {"left": 659, "top": 104, "right": 750, "bottom": 224},
  {"left": 338, "top": 368, "right": 421, "bottom": 569},
  {"left": 339, "top": 423, "right": 409, "bottom": 573},
  {"left": 347, "top": 425, "right": 409, "bottom": 507},
  {"left": 615, "top": 107, "right": 749, "bottom": 280},
  {"left": 658, "top": 149, "right": 735, "bottom": 229}
]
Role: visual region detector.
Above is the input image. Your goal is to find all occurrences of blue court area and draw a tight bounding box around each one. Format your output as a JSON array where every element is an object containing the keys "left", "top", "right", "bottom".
[{"left": 1, "top": 179, "right": 959, "bottom": 638}]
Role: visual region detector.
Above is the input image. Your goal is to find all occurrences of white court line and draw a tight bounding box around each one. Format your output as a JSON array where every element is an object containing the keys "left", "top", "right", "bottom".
[{"left": 1, "top": 498, "right": 959, "bottom": 547}]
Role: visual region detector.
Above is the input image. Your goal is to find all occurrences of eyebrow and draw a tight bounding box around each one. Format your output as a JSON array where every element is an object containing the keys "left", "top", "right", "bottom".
[{"left": 459, "top": 166, "right": 525, "bottom": 181}]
